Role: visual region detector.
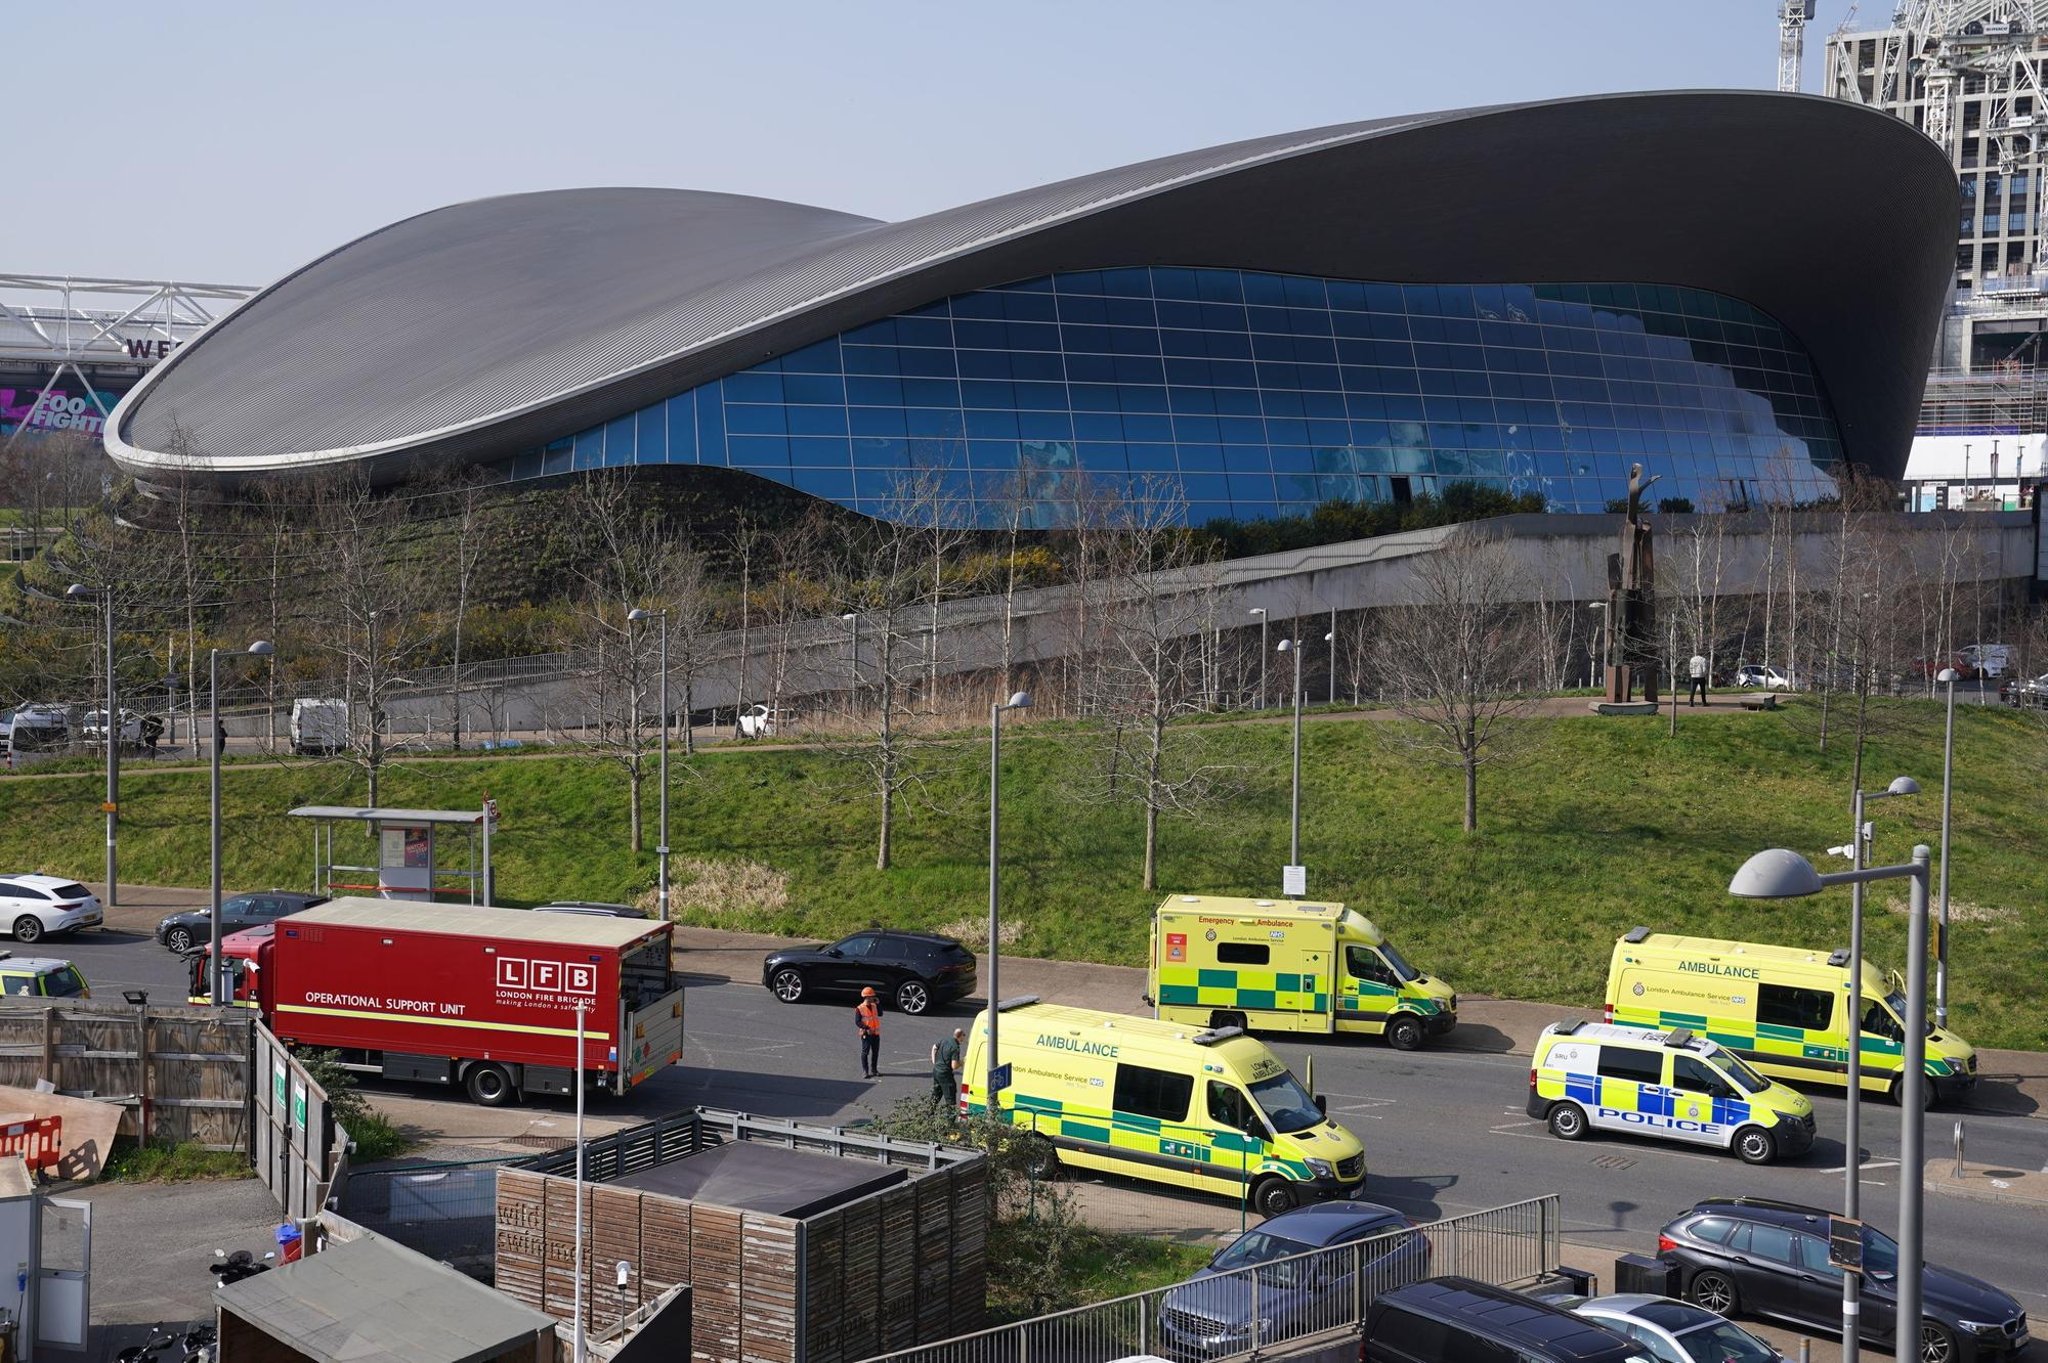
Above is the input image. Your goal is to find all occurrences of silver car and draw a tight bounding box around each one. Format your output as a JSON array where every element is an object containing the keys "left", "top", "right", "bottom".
[{"left": 1563, "top": 1294, "right": 1783, "bottom": 1363}]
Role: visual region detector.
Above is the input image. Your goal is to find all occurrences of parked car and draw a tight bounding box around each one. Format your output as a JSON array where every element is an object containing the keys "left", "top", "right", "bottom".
[
  {"left": 0, "top": 876, "right": 103, "bottom": 943},
  {"left": 2009, "top": 672, "right": 2048, "bottom": 708},
  {"left": 0, "top": 955, "right": 90, "bottom": 1000},
  {"left": 80, "top": 708, "right": 143, "bottom": 744},
  {"left": 1657, "top": 1197, "right": 2028, "bottom": 1362},
  {"left": 534, "top": 901, "right": 649, "bottom": 918},
  {"left": 1732, "top": 665, "right": 1792, "bottom": 691},
  {"left": 737, "top": 704, "right": 795, "bottom": 739},
  {"left": 156, "top": 891, "right": 327, "bottom": 953},
  {"left": 1158, "top": 1200, "right": 1429, "bottom": 1359},
  {"left": 1362, "top": 1276, "right": 1650, "bottom": 1363},
  {"left": 1960, "top": 643, "right": 2011, "bottom": 678},
  {"left": 762, "top": 929, "right": 977, "bottom": 1015},
  {"left": 1560, "top": 1293, "right": 1784, "bottom": 1362}
]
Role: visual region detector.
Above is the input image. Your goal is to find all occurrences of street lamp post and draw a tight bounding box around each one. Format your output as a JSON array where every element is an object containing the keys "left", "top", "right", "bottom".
[
  {"left": 210, "top": 640, "right": 275, "bottom": 1003},
  {"left": 1832, "top": 774, "right": 1920, "bottom": 1363},
  {"left": 1249, "top": 608, "right": 1268, "bottom": 709},
  {"left": 1325, "top": 621, "right": 1336, "bottom": 706},
  {"left": 66, "top": 584, "right": 119, "bottom": 905},
  {"left": 1730, "top": 843, "right": 1934, "bottom": 1363},
  {"left": 628, "top": 609, "right": 671, "bottom": 911},
  {"left": 986, "top": 690, "right": 1032, "bottom": 1115},
  {"left": 1276, "top": 638, "right": 1304, "bottom": 876},
  {"left": 1935, "top": 667, "right": 1959, "bottom": 1029}
]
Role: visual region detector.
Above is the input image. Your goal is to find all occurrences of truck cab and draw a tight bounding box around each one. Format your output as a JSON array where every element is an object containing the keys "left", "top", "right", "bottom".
[{"left": 189, "top": 925, "right": 273, "bottom": 1006}]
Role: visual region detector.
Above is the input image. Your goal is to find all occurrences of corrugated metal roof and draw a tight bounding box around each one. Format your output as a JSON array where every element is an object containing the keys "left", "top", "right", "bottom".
[
  {"left": 217, "top": 1235, "right": 554, "bottom": 1363},
  {"left": 289, "top": 805, "right": 489, "bottom": 825},
  {"left": 292, "top": 897, "right": 666, "bottom": 949}
]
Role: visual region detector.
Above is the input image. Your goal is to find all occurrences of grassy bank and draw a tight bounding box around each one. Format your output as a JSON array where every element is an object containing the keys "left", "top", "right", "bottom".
[{"left": 3, "top": 702, "right": 2044, "bottom": 1047}]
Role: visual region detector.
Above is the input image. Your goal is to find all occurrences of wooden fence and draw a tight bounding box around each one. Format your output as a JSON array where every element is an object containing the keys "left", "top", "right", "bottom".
[{"left": 0, "top": 1000, "right": 251, "bottom": 1148}]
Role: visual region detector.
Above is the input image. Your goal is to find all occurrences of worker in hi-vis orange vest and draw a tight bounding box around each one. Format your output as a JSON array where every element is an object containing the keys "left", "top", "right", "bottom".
[{"left": 855, "top": 987, "right": 882, "bottom": 1078}]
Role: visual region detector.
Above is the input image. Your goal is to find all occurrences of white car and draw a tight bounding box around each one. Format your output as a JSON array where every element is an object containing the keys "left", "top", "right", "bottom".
[
  {"left": 737, "top": 704, "right": 795, "bottom": 739},
  {"left": 1961, "top": 643, "right": 2011, "bottom": 679},
  {"left": 1564, "top": 1294, "right": 1784, "bottom": 1362},
  {"left": 1733, "top": 665, "right": 1792, "bottom": 691},
  {"left": 0, "top": 876, "right": 103, "bottom": 944},
  {"left": 80, "top": 709, "right": 143, "bottom": 744}
]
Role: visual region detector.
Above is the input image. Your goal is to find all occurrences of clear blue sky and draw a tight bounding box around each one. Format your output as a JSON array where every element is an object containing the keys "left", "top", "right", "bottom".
[{"left": 8, "top": 1, "right": 1861, "bottom": 284}]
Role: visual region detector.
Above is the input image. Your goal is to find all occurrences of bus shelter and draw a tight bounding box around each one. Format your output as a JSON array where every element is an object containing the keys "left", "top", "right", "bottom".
[{"left": 288, "top": 805, "right": 498, "bottom": 903}]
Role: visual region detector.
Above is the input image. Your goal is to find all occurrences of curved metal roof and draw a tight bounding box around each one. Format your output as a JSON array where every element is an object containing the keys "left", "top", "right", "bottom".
[{"left": 108, "top": 91, "right": 1957, "bottom": 484}]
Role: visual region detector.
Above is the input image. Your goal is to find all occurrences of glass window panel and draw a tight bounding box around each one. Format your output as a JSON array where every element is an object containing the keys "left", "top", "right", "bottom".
[
  {"left": 1014, "top": 380, "right": 1070, "bottom": 410},
  {"left": 1074, "top": 412, "right": 1124, "bottom": 441},
  {"left": 728, "top": 434, "right": 790, "bottom": 469},
  {"left": 1122, "top": 413, "right": 1173, "bottom": 442},
  {"left": 787, "top": 406, "right": 848, "bottom": 436},
  {"left": 843, "top": 345, "right": 901, "bottom": 376},
  {"left": 636, "top": 405, "right": 668, "bottom": 462},
  {"left": 902, "top": 377, "right": 961, "bottom": 407},
  {"left": 1059, "top": 293, "right": 1110, "bottom": 324},
  {"left": 1011, "top": 351, "right": 1066, "bottom": 382},
  {"left": 849, "top": 404, "right": 908, "bottom": 436},
  {"left": 723, "top": 372, "right": 783, "bottom": 403},
  {"left": 780, "top": 338, "right": 843, "bottom": 373},
  {"left": 1177, "top": 444, "right": 1226, "bottom": 471},
  {"left": 780, "top": 373, "right": 845, "bottom": 405},
  {"left": 960, "top": 379, "right": 1016, "bottom": 409},
  {"left": 897, "top": 348, "right": 959, "bottom": 378},
  {"left": 1113, "top": 356, "right": 1166, "bottom": 385},
  {"left": 1218, "top": 416, "right": 1267, "bottom": 444},
  {"left": 788, "top": 436, "right": 851, "bottom": 466},
  {"left": 1018, "top": 411, "right": 1074, "bottom": 440},
  {"left": 666, "top": 395, "right": 697, "bottom": 462},
  {"left": 724, "top": 403, "right": 788, "bottom": 436},
  {"left": 1152, "top": 267, "right": 1202, "bottom": 300},
  {"left": 1098, "top": 267, "right": 1152, "bottom": 297},
  {"left": 1204, "top": 332, "right": 1255, "bottom": 361},
  {"left": 905, "top": 407, "right": 965, "bottom": 438},
  {"left": 1246, "top": 305, "right": 1292, "bottom": 334},
  {"left": 966, "top": 408, "right": 1021, "bottom": 439},
  {"left": 853, "top": 435, "right": 910, "bottom": 466}
]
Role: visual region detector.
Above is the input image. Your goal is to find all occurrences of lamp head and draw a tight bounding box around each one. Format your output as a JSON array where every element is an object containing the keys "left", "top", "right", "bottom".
[
  {"left": 247, "top": 640, "right": 275, "bottom": 657},
  {"left": 1276, "top": 639, "right": 1294, "bottom": 653},
  {"left": 1003, "top": 690, "right": 1033, "bottom": 710},
  {"left": 1323, "top": 632, "right": 1334, "bottom": 642},
  {"left": 65, "top": 583, "right": 93, "bottom": 599},
  {"left": 1937, "top": 667, "right": 1959, "bottom": 684},
  {"left": 1728, "top": 848, "right": 1826, "bottom": 899},
  {"left": 840, "top": 612, "right": 856, "bottom": 622},
  {"left": 626, "top": 608, "right": 651, "bottom": 623},
  {"left": 1248, "top": 607, "right": 1266, "bottom": 617},
  {"left": 1885, "top": 775, "right": 1921, "bottom": 797}
]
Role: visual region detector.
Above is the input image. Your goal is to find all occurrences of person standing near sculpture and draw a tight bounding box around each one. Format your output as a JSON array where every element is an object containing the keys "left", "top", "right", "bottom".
[{"left": 1688, "top": 652, "right": 1709, "bottom": 706}]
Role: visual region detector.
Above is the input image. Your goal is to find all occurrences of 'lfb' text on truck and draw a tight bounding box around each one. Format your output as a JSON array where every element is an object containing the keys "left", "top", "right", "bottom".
[{"left": 195, "top": 898, "right": 684, "bottom": 1105}]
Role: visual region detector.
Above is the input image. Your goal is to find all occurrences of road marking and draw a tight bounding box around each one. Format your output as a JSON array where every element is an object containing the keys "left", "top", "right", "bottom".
[
  {"left": 1331, "top": 1097, "right": 1398, "bottom": 1119},
  {"left": 1816, "top": 1159, "right": 1900, "bottom": 1174}
]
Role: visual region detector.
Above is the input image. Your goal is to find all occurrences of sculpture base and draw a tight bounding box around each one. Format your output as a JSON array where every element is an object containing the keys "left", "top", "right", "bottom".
[{"left": 1587, "top": 701, "right": 1660, "bottom": 717}]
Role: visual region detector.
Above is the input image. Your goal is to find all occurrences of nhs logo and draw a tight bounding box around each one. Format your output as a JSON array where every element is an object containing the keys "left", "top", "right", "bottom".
[{"left": 497, "top": 957, "right": 599, "bottom": 996}]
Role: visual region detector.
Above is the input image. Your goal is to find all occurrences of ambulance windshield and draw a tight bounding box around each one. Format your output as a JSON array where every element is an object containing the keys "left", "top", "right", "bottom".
[
  {"left": 1378, "top": 942, "right": 1420, "bottom": 983},
  {"left": 1249, "top": 1070, "right": 1322, "bottom": 1133},
  {"left": 1883, "top": 991, "right": 1934, "bottom": 1036}
]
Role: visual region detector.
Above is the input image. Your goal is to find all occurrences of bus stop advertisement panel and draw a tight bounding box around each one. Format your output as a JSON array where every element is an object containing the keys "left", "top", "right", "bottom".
[{"left": 379, "top": 823, "right": 434, "bottom": 901}]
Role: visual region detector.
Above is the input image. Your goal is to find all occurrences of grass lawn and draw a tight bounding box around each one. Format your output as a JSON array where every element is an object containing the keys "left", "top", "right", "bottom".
[{"left": 2, "top": 701, "right": 2044, "bottom": 1047}]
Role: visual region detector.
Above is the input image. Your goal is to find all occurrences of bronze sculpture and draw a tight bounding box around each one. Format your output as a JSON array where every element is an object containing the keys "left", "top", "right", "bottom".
[{"left": 1604, "top": 463, "right": 1660, "bottom": 704}]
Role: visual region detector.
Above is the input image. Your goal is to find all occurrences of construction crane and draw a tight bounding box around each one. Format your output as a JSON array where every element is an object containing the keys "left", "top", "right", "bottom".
[{"left": 1780, "top": 0, "right": 1818, "bottom": 91}]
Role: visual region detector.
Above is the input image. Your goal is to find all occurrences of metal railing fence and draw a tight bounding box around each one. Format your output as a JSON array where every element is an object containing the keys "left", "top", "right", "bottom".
[
  {"left": 856, "top": 1194, "right": 1560, "bottom": 1363},
  {"left": 339, "top": 1154, "right": 522, "bottom": 1278}
]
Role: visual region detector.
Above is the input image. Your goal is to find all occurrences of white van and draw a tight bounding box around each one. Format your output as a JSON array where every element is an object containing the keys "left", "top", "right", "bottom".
[
  {"left": 290, "top": 698, "right": 348, "bottom": 755},
  {"left": 1962, "top": 644, "right": 2011, "bottom": 678}
]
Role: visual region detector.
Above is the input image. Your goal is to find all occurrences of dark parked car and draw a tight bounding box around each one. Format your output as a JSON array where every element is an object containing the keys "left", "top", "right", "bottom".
[
  {"left": 534, "top": 901, "right": 649, "bottom": 918},
  {"left": 1363, "top": 1277, "right": 1651, "bottom": 1363},
  {"left": 157, "top": 892, "right": 327, "bottom": 953},
  {"left": 761, "top": 929, "right": 976, "bottom": 1016},
  {"left": 1657, "top": 1197, "right": 2028, "bottom": 1363},
  {"left": 1159, "top": 1200, "right": 1429, "bottom": 1358}
]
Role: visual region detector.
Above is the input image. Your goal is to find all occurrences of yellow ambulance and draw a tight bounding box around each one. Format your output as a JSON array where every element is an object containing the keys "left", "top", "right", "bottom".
[
  {"left": 1147, "top": 895, "right": 1456, "bottom": 1050},
  {"left": 1527, "top": 1019, "right": 1816, "bottom": 1163},
  {"left": 1604, "top": 928, "right": 1978, "bottom": 1107},
  {"left": 960, "top": 998, "right": 1369, "bottom": 1217}
]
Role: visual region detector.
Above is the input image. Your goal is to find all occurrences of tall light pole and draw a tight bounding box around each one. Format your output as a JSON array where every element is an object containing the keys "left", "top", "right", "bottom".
[
  {"left": 841, "top": 612, "right": 859, "bottom": 716},
  {"left": 1831, "top": 774, "right": 1920, "bottom": 1363},
  {"left": 629, "top": 609, "right": 671, "bottom": 911},
  {"left": 1935, "top": 667, "right": 1959, "bottom": 1029},
  {"left": 1325, "top": 617, "right": 1337, "bottom": 706},
  {"left": 1276, "top": 638, "right": 1304, "bottom": 876},
  {"left": 210, "top": 640, "right": 275, "bottom": 1003},
  {"left": 66, "top": 584, "right": 119, "bottom": 905},
  {"left": 1730, "top": 843, "right": 1933, "bottom": 1363},
  {"left": 986, "top": 690, "right": 1032, "bottom": 1116},
  {"left": 1248, "top": 608, "right": 1268, "bottom": 709}
]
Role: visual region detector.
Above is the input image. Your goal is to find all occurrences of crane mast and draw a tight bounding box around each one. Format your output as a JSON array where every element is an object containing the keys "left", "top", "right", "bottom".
[{"left": 1781, "top": 0, "right": 1818, "bottom": 91}]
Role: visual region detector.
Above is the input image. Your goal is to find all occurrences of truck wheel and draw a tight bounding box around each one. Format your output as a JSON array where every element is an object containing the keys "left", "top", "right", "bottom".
[
  {"left": 894, "top": 979, "right": 931, "bottom": 1016},
  {"left": 1386, "top": 1015, "right": 1425, "bottom": 1051},
  {"left": 1546, "top": 1102, "right": 1588, "bottom": 1141},
  {"left": 1890, "top": 1073, "right": 1938, "bottom": 1111},
  {"left": 769, "top": 968, "right": 806, "bottom": 1004},
  {"left": 464, "top": 1062, "right": 516, "bottom": 1107},
  {"left": 165, "top": 925, "right": 195, "bottom": 954},
  {"left": 1734, "top": 1126, "right": 1777, "bottom": 1165},
  {"left": 1020, "top": 1135, "right": 1059, "bottom": 1180},
  {"left": 1209, "top": 1010, "right": 1248, "bottom": 1032},
  {"left": 1252, "top": 1176, "right": 1297, "bottom": 1219},
  {"left": 12, "top": 916, "right": 42, "bottom": 945}
]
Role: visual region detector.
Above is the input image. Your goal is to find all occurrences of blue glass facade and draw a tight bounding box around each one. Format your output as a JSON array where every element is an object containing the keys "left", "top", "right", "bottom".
[{"left": 496, "top": 269, "right": 1844, "bottom": 526}]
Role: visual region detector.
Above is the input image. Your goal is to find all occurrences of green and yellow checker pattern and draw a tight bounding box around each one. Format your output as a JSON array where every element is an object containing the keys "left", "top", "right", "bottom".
[
  {"left": 1607, "top": 1004, "right": 1962, "bottom": 1080},
  {"left": 1156, "top": 966, "right": 1328, "bottom": 1014},
  {"left": 963, "top": 1089, "right": 1311, "bottom": 1185}
]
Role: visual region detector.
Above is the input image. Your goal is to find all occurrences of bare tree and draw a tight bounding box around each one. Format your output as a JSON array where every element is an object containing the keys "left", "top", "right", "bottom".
[
  {"left": 1086, "top": 478, "right": 1239, "bottom": 891},
  {"left": 1371, "top": 530, "right": 1546, "bottom": 833},
  {"left": 438, "top": 469, "right": 498, "bottom": 751}
]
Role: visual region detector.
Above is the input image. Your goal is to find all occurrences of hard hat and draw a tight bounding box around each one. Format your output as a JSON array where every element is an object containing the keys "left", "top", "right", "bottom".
[{"left": 861, "top": 987, "right": 876, "bottom": 997}]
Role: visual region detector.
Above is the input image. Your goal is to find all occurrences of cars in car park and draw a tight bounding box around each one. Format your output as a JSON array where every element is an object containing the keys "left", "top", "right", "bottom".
[
  {"left": 2009, "top": 672, "right": 2048, "bottom": 708},
  {"left": 0, "top": 875, "right": 103, "bottom": 943},
  {"left": 1656, "top": 1197, "right": 2029, "bottom": 1363},
  {"left": 1560, "top": 1293, "right": 1785, "bottom": 1362},
  {"left": 3, "top": 703, "right": 68, "bottom": 751},
  {"left": 1959, "top": 643, "right": 2010, "bottom": 679},
  {"left": 737, "top": 703, "right": 795, "bottom": 738},
  {"left": 1362, "top": 1276, "right": 1652, "bottom": 1363},
  {"left": 762, "top": 928, "right": 976, "bottom": 1015},
  {"left": 1732, "top": 665, "right": 1792, "bottom": 691},
  {"left": 80, "top": 708, "right": 143, "bottom": 744},
  {"left": 156, "top": 891, "right": 327, "bottom": 953},
  {"left": 534, "top": 901, "right": 649, "bottom": 918},
  {"left": 0, "top": 955, "right": 90, "bottom": 1000},
  {"left": 1158, "top": 1200, "right": 1429, "bottom": 1358}
]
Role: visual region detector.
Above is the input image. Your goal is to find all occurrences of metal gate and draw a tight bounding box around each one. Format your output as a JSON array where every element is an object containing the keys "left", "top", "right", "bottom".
[{"left": 250, "top": 1022, "right": 346, "bottom": 1219}]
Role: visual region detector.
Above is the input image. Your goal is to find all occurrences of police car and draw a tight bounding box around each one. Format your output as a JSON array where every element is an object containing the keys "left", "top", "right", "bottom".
[{"left": 1527, "top": 1020, "right": 1816, "bottom": 1165}]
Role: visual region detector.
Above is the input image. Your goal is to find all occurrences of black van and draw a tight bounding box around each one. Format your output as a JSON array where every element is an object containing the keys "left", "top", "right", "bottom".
[{"left": 1363, "top": 1277, "right": 1649, "bottom": 1363}]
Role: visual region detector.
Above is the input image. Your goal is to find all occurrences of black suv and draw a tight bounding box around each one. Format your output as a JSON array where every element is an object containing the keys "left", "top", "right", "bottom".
[
  {"left": 1362, "top": 1276, "right": 1650, "bottom": 1363},
  {"left": 761, "top": 930, "right": 976, "bottom": 1016},
  {"left": 1658, "top": 1198, "right": 2028, "bottom": 1363},
  {"left": 156, "top": 892, "right": 327, "bottom": 953}
]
